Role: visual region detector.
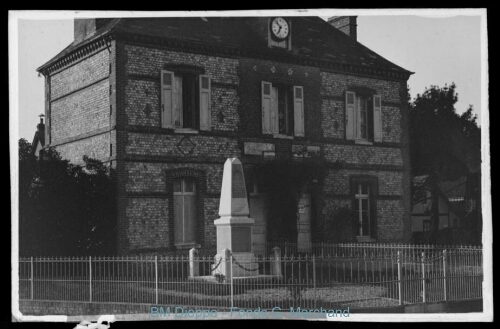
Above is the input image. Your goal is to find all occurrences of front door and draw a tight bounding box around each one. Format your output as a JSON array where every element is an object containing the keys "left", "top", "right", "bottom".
[{"left": 249, "top": 192, "right": 267, "bottom": 256}]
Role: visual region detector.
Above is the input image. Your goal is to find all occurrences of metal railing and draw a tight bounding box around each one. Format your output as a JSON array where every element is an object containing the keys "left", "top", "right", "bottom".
[
  {"left": 262, "top": 241, "right": 482, "bottom": 258},
  {"left": 19, "top": 248, "right": 482, "bottom": 310}
]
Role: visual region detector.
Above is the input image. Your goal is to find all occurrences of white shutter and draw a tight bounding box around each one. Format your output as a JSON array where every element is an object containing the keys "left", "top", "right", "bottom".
[
  {"left": 199, "top": 75, "right": 211, "bottom": 131},
  {"left": 373, "top": 95, "right": 382, "bottom": 142},
  {"left": 262, "top": 81, "right": 272, "bottom": 134},
  {"left": 345, "top": 91, "right": 356, "bottom": 140},
  {"left": 293, "top": 86, "right": 305, "bottom": 137},
  {"left": 173, "top": 76, "right": 183, "bottom": 128},
  {"left": 161, "top": 70, "right": 174, "bottom": 128},
  {"left": 271, "top": 86, "right": 279, "bottom": 134}
]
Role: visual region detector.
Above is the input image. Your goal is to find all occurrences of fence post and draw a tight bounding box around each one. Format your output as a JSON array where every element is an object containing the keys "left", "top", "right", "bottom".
[
  {"left": 421, "top": 252, "right": 426, "bottom": 303},
  {"left": 397, "top": 251, "right": 402, "bottom": 305},
  {"left": 443, "top": 250, "right": 447, "bottom": 302},
  {"left": 230, "top": 253, "right": 234, "bottom": 309},
  {"left": 189, "top": 248, "right": 199, "bottom": 277},
  {"left": 272, "top": 247, "right": 282, "bottom": 276},
  {"left": 313, "top": 254, "right": 317, "bottom": 308},
  {"left": 89, "top": 256, "right": 92, "bottom": 303},
  {"left": 30, "top": 257, "right": 33, "bottom": 300},
  {"left": 155, "top": 256, "right": 158, "bottom": 305}
]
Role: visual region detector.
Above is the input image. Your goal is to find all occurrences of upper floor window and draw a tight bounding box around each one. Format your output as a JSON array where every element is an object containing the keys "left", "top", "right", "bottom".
[
  {"left": 345, "top": 91, "right": 382, "bottom": 142},
  {"left": 161, "top": 70, "right": 211, "bottom": 131},
  {"left": 262, "top": 81, "right": 304, "bottom": 137}
]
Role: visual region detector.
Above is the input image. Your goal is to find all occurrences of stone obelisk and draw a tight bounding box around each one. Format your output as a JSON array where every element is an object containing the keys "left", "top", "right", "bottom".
[{"left": 213, "top": 158, "right": 258, "bottom": 278}]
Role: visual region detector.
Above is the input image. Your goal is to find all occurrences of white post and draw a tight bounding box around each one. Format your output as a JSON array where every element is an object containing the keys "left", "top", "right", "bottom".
[
  {"left": 230, "top": 253, "right": 234, "bottom": 309},
  {"left": 223, "top": 249, "right": 232, "bottom": 280},
  {"left": 155, "top": 256, "right": 158, "bottom": 305},
  {"left": 272, "top": 247, "right": 282, "bottom": 276},
  {"left": 189, "top": 248, "right": 199, "bottom": 277},
  {"left": 89, "top": 256, "right": 92, "bottom": 303}
]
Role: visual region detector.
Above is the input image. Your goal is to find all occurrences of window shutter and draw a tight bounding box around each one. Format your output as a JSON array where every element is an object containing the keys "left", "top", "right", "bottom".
[
  {"left": 199, "top": 75, "right": 211, "bottom": 131},
  {"left": 271, "top": 86, "right": 279, "bottom": 134},
  {"left": 173, "top": 75, "right": 183, "bottom": 128},
  {"left": 345, "top": 91, "right": 356, "bottom": 140},
  {"left": 261, "top": 81, "right": 272, "bottom": 134},
  {"left": 161, "top": 70, "right": 174, "bottom": 128},
  {"left": 373, "top": 95, "right": 382, "bottom": 142},
  {"left": 293, "top": 86, "right": 305, "bottom": 137}
]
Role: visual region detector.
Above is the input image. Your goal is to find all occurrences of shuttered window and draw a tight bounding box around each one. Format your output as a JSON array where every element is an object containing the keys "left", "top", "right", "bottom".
[
  {"left": 161, "top": 70, "right": 174, "bottom": 128},
  {"left": 294, "top": 86, "right": 304, "bottom": 137},
  {"left": 160, "top": 70, "right": 211, "bottom": 130},
  {"left": 262, "top": 82, "right": 304, "bottom": 136},
  {"left": 199, "top": 75, "right": 211, "bottom": 131},
  {"left": 345, "top": 91, "right": 382, "bottom": 142}
]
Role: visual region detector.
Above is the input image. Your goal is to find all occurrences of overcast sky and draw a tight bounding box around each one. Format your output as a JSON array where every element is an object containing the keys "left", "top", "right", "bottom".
[{"left": 11, "top": 10, "right": 486, "bottom": 141}]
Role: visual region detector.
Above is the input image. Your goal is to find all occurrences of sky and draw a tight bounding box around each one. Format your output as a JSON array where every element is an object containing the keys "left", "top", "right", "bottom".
[{"left": 10, "top": 10, "right": 486, "bottom": 141}]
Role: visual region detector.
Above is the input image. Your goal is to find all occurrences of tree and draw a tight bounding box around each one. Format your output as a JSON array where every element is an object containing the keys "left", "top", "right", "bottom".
[
  {"left": 409, "top": 83, "right": 481, "bottom": 243},
  {"left": 18, "top": 139, "right": 117, "bottom": 256}
]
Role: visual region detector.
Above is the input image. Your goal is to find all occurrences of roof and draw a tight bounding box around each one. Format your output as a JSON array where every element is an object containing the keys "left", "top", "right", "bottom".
[
  {"left": 37, "top": 17, "right": 413, "bottom": 76},
  {"left": 438, "top": 177, "right": 467, "bottom": 199}
]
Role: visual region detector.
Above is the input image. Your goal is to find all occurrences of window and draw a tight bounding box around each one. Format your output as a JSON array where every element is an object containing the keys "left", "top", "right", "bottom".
[
  {"left": 354, "top": 183, "right": 371, "bottom": 236},
  {"left": 161, "top": 70, "right": 211, "bottom": 131},
  {"left": 345, "top": 91, "right": 382, "bottom": 142},
  {"left": 173, "top": 178, "right": 197, "bottom": 247},
  {"left": 262, "top": 81, "right": 304, "bottom": 136}
]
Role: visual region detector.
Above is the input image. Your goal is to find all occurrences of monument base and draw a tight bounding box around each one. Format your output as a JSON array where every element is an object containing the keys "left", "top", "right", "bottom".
[{"left": 213, "top": 252, "right": 260, "bottom": 278}]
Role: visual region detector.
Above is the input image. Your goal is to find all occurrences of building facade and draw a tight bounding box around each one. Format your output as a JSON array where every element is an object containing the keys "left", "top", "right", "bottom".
[{"left": 37, "top": 16, "right": 413, "bottom": 255}]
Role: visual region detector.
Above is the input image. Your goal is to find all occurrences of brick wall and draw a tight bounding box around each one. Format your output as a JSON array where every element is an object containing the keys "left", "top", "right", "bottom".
[
  {"left": 54, "top": 133, "right": 110, "bottom": 165},
  {"left": 320, "top": 71, "right": 402, "bottom": 143},
  {"left": 237, "top": 58, "right": 322, "bottom": 139},
  {"left": 51, "top": 80, "right": 109, "bottom": 141},
  {"left": 48, "top": 47, "right": 113, "bottom": 164}
]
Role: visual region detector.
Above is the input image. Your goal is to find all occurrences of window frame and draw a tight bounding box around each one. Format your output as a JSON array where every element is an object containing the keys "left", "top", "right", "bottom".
[
  {"left": 161, "top": 69, "right": 211, "bottom": 132},
  {"left": 262, "top": 81, "right": 304, "bottom": 137},
  {"left": 345, "top": 90, "right": 382, "bottom": 143},
  {"left": 173, "top": 178, "right": 198, "bottom": 248}
]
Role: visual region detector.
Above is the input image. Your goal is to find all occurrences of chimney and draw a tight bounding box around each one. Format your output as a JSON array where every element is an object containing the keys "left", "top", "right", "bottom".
[
  {"left": 328, "top": 16, "right": 357, "bottom": 41},
  {"left": 37, "top": 115, "right": 45, "bottom": 146},
  {"left": 74, "top": 18, "right": 113, "bottom": 43}
]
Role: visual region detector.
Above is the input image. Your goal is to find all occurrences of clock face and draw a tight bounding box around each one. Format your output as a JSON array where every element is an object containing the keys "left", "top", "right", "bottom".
[{"left": 271, "top": 17, "right": 289, "bottom": 40}]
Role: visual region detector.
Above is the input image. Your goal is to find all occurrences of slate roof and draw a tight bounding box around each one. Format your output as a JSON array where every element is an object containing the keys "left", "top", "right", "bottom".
[{"left": 37, "top": 17, "right": 412, "bottom": 76}]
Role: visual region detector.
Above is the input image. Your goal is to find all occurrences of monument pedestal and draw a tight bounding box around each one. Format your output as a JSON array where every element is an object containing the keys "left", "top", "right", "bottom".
[
  {"left": 213, "top": 216, "right": 259, "bottom": 278},
  {"left": 213, "top": 158, "right": 259, "bottom": 278}
]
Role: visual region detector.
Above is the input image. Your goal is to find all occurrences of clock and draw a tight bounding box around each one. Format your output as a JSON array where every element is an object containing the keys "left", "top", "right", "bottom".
[{"left": 270, "top": 17, "right": 289, "bottom": 41}]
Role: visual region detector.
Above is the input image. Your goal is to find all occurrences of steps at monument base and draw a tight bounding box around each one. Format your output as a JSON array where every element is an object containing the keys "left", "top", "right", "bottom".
[{"left": 356, "top": 236, "right": 376, "bottom": 243}]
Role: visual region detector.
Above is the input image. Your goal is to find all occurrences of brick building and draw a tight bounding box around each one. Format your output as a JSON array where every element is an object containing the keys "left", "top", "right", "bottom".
[{"left": 37, "top": 16, "right": 413, "bottom": 255}]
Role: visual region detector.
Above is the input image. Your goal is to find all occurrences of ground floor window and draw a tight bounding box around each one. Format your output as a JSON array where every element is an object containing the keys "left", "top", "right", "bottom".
[
  {"left": 354, "top": 183, "right": 371, "bottom": 236},
  {"left": 173, "top": 178, "right": 197, "bottom": 246}
]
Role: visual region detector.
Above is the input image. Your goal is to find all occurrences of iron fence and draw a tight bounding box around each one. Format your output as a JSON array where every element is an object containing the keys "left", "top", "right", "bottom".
[
  {"left": 19, "top": 248, "right": 482, "bottom": 310},
  {"left": 263, "top": 241, "right": 482, "bottom": 258}
]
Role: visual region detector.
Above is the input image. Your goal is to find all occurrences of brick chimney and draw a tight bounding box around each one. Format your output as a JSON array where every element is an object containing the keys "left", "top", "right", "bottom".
[
  {"left": 74, "top": 18, "right": 113, "bottom": 43},
  {"left": 328, "top": 16, "right": 357, "bottom": 41}
]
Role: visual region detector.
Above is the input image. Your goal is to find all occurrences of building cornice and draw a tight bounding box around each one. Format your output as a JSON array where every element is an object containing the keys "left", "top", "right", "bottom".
[{"left": 39, "top": 30, "right": 412, "bottom": 81}]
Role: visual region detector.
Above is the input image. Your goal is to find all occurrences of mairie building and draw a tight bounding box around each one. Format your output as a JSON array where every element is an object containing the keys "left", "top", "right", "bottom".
[{"left": 37, "top": 16, "right": 414, "bottom": 255}]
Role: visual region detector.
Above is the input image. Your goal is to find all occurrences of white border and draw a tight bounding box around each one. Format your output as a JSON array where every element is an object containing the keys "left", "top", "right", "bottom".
[{"left": 10, "top": 8, "right": 491, "bottom": 323}]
